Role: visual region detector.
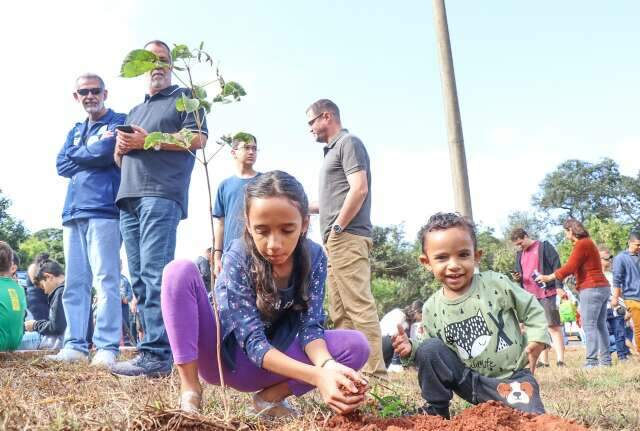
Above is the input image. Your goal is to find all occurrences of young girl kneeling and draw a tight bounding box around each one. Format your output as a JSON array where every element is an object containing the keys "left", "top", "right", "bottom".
[{"left": 162, "top": 171, "right": 369, "bottom": 416}]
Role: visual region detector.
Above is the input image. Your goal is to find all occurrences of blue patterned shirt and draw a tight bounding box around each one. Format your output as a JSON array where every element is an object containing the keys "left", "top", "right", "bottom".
[{"left": 215, "top": 238, "right": 327, "bottom": 369}]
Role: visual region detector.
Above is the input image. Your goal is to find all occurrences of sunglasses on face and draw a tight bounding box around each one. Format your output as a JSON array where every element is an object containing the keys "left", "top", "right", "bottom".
[
  {"left": 76, "top": 88, "right": 102, "bottom": 96},
  {"left": 307, "top": 112, "right": 325, "bottom": 127}
]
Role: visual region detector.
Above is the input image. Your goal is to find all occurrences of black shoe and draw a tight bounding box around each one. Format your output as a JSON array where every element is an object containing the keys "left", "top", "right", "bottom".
[
  {"left": 110, "top": 352, "right": 172, "bottom": 377},
  {"left": 414, "top": 404, "right": 450, "bottom": 420},
  {"left": 536, "top": 361, "right": 549, "bottom": 368},
  {"left": 556, "top": 361, "right": 566, "bottom": 367}
]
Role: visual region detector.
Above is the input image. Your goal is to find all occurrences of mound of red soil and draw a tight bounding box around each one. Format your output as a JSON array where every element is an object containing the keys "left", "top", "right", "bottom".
[{"left": 322, "top": 401, "right": 588, "bottom": 431}]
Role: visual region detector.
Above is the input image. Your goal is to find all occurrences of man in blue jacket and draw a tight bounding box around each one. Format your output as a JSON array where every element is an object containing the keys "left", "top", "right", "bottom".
[
  {"left": 611, "top": 230, "right": 640, "bottom": 354},
  {"left": 51, "top": 73, "right": 126, "bottom": 366}
]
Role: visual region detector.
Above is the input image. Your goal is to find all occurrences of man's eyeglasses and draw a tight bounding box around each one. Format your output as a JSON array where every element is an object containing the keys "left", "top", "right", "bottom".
[
  {"left": 307, "top": 112, "right": 326, "bottom": 127},
  {"left": 76, "top": 88, "right": 103, "bottom": 96},
  {"left": 601, "top": 256, "right": 613, "bottom": 261}
]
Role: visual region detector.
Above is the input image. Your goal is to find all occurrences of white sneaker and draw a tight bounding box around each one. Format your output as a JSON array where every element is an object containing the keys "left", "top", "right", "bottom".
[
  {"left": 179, "top": 390, "right": 202, "bottom": 414},
  {"left": 387, "top": 363, "right": 404, "bottom": 373},
  {"left": 90, "top": 350, "right": 117, "bottom": 368},
  {"left": 44, "top": 348, "right": 88, "bottom": 363},
  {"left": 251, "top": 392, "right": 299, "bottom": 418}
]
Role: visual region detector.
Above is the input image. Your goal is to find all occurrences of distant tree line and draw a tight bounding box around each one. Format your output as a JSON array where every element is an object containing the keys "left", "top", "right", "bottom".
[{"left": 370, "top": 158, "right": 639, "bottom": 316}]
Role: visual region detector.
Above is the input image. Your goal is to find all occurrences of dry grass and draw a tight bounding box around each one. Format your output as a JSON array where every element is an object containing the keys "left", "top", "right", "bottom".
[{"left": 1, "top": 346, "right": 638, "bottom": 430}]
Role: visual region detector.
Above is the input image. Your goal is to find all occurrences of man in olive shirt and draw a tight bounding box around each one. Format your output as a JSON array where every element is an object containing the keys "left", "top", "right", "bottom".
[{"left": 306, "top": 99, "right": 385, "bottom": 375}]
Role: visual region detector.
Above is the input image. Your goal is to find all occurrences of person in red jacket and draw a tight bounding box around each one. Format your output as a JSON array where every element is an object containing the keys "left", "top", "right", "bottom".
[{"left": 537, "top": 219, "right": 611, "bottom": 368}]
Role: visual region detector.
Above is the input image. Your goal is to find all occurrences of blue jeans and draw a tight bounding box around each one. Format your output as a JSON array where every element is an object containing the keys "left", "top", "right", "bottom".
[
  {"left": 120, "top": 197, "right": 180, "bottom": 361},
  {"left": 63, "top": 218, "right": 122, "bottom": 354},
  {"left": 578, "top": 287, "right": 612, "bottom": 366},
  {"left": 606, "top": 310, "right": 628, "bottom": 359},
  {"left": 19, "top": 332, "right": 64, "bottom": 350}
]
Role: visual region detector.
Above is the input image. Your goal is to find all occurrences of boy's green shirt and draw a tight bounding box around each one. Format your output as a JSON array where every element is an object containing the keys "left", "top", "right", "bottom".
[
  {"left": 0, "top": 276, "right": 26, "bottom": 351},
  {"left": 409, "top": 271, "right": 549, "bottom": 379}
]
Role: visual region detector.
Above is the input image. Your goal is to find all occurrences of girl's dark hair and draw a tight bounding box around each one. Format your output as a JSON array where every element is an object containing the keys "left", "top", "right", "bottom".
[
  {"left": 33, "top": 252, "right": 50, "bottom": 265},
  {"left": 33, "top": 259, "right": 64, "bottom": 287},
  {"left": 563, "top": 218, "right": 589, "bottom": 239},
  {"left": 0, "top": 241, "right": 13, "bottom": 273},
  {"left": 243, "top": 170, "right": 311, "bottom": 321},
  {"left": 418, "top": 212, "right": 477, "bottom": 254}
]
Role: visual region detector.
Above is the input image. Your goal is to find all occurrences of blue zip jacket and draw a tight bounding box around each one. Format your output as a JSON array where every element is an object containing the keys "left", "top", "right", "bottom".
[
  {"left": 612, "top": 251, "right": 640, "bottom": 301},
  {"left": 56, "top": 109, "right": 126, "bottom": 224}
]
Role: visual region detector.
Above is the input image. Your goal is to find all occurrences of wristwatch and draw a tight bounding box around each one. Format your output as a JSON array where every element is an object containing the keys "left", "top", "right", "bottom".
[{"left": 332, "top": 224, "right": 343, "bottom": 234}]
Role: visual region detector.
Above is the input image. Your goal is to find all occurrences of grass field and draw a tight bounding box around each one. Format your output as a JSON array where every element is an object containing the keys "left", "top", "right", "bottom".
[{"left": 1, "top": 346, "right": 638, "bottom": 430}]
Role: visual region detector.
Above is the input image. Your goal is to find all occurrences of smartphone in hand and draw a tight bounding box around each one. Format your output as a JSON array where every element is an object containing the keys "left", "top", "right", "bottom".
[{"left": 115, "top": 125, "right": 135, "bottom": 133}]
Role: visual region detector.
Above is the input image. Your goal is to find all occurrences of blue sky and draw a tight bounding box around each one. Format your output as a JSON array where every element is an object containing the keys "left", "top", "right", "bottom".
[{"left": 1, "top": 1, "right": 638, "bottom": 259}]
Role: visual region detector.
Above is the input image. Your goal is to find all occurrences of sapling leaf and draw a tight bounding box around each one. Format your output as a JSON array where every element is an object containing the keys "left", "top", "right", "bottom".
[
  {"left": 212, "top": 94, "right": 233, "bottom": 104},
  {"left": 200, "top": 100, "right": 212, "bottom": 113},
  {"left": 221, "top": 81, "right": 247, "bottom": 100},
  {"left": 218, "top": 135, "right": 233, "bottom": 146},
  {"left": 177, "top": 129, "right": 195, "bottom": 148},
  {"left": 176, "top": 94, "right": 201, "bottom": 113},
  {"left": 144, "top": 132, "right": 181, "bottom": 150},
  {"left": 120, "top": 49, "right": 158, "bottom": 77},
  {"left": 193, "top": 86, "right": 207, "bottom": 100},
  {"left": 171, "top": 44, "right": 192, "bottom": 61}
]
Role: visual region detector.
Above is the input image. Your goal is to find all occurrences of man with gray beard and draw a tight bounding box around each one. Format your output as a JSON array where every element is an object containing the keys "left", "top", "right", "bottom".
[
  {"left": 110, "top": 40, "right": 208, "bottom": 377},
  {"left": 51, "top": 73, "right": 126, "bottom": 366}
]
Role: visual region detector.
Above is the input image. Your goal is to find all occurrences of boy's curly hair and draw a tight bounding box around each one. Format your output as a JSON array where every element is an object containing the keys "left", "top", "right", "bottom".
[{"left": 417, "top": 212, "right": 477, "bottom": 253}]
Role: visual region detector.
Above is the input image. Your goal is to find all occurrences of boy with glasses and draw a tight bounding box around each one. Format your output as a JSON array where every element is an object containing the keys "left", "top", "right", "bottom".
[{"left": 212, "top": 132, "right": 261, "bottom": 277}]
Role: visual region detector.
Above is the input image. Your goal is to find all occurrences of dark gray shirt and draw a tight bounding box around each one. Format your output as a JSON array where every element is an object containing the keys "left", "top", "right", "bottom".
[
  {"left": 318, "top": 129, "right": 372, "bottom": 242},
  {"left": 116, "top": 85, "right": 208, "bottom": 219}
]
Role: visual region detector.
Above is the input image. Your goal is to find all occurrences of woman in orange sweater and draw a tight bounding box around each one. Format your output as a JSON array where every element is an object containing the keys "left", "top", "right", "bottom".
[{"left": 537, "top": 219, "right": 611, "bottom": 368}]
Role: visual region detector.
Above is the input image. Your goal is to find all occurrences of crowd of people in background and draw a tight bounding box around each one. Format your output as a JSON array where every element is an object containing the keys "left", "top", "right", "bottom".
[{"left": 1, "top": 37, "right": 640, "bottom": 421}]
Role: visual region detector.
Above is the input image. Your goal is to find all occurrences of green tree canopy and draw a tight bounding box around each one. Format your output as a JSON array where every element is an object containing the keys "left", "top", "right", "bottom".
[
  {"left": 370, "top": 225, "right": 436, "bottom": 316},
  {"left": 533, "top": 158, "right": 640, "bottom": 225},
  {"left": 19, "top": 228, "right": 64, "bottom": 267},
  {"left": 556, "top": 216, "right": 631, "bottom": 263},
  {"left": 501, "top": 210, "right": 549, "bottom": 241},
  {"left": 477, "top": 225, "right": 515, "bottom": 275},
  {"left": 0, "top": 189, "right": 29, "bottom": 252}
]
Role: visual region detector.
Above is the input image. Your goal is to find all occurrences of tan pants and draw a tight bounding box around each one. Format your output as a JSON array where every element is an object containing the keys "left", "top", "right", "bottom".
[
  {"left": 624, "top": 299, "right": 640, "bottom": 353},
  {"left": 325, "top": 232, "right": 386, "bottom": 375}
]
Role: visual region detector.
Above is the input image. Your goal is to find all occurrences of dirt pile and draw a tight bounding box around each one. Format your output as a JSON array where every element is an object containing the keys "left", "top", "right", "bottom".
[{"left": 322, "top": 401, "right": 588, "bottom": 431}]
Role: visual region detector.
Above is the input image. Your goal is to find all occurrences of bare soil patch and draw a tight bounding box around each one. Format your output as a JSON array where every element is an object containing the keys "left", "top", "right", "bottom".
[{"left": 322, "top": 401, "right": 588, "bottom": 431}]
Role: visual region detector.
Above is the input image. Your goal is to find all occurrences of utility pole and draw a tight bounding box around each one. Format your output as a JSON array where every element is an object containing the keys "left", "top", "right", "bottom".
[{"left": 432, "top": 0, "right": 473, "bottom": 219}]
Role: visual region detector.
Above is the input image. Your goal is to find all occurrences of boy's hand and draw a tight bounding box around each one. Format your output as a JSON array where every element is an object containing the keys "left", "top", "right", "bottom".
[
  {"left": 526, "top": 341, "right": 547, "bottom": 374},
  {"left": 391, "top": 323, "right": 412, "bottom": 358}
]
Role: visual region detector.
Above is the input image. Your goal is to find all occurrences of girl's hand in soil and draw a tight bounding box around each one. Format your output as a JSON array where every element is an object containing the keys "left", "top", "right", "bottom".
[
  {"left": 391, "top": 323, "right": 412, "bottom": 358},
  {"left": 314, "top": 362, "right": 367, "bottom": 414},
  {"left": 526, "top": 341, "right": 547, "bottom": 374}
]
